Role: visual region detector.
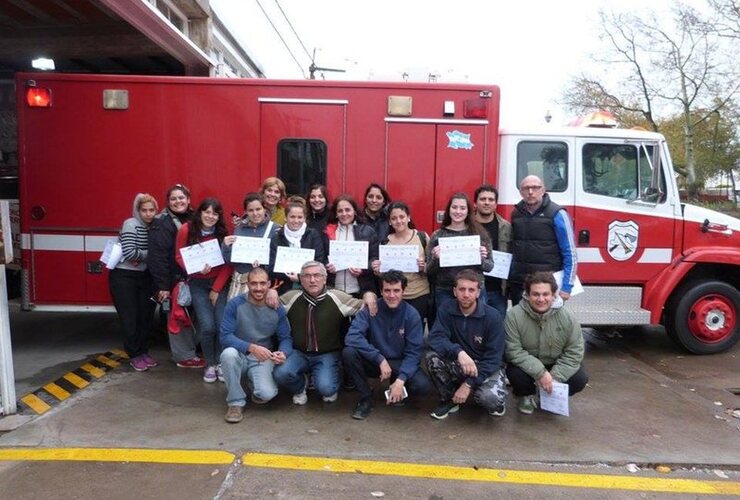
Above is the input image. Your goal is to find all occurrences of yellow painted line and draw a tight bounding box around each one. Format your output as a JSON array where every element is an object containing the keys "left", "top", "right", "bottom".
[
  {"left": 0, "top": 448, "right": 235, "bottom": 465},
  {"left": 242, "top": 453, "right": 740, "bottom": 496},
  {"left": 96, "top": 355, "right": 120, "bottom": 368},
  {"left": 80, "top": 363, "right": 105, "bottom": 378},
  {"left": 19, "top": 394, "right": 51, "bottom": 414},
  {"left": 42, "top": 383, "right": 71, "bottom": 401},
  {"left": 110, "top": 349, "right": 129, "bottom": 359},
  {"left": 62, "top": 372, "right": 89, "bottom": 389}
]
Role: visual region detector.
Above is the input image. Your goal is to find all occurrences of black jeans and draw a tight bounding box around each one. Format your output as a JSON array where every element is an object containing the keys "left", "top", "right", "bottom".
[
  {"left": 342, "top": 346, "right": 432, "bottom": 400},
  {"left": 506, "top": 363, "right": 588, "bottom": 396},
  {"left": 109, "top": 268, "right": 155, "bottom": 358}
]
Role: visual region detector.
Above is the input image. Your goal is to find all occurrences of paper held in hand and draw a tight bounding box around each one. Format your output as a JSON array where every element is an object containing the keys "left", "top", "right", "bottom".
[
  {"left": 100, "top": 239, "right": 123, "bottom": 270},
  {"left": 179, "top": 239, "right": 225, "bottom": 275},
  {"left": 483, "top": 250, "right": 512, "bottom": 279},
  {"left": 379, "top": 245, "right": 419, "bottom": 272},
  {"left": 230, "top": 236, "right": 270, "bottom": 265},
  {"left": 273, "top": 246, "right": 315, "bottom": 274},
  {"left": 539, "top": 380, "right": 569, "bottom": 416},
  {"left": 329, "top": 240, "right": 369, "bottom": 271},
  {"left": 439, "top": 235, "right": 481, "bottom": 267}
]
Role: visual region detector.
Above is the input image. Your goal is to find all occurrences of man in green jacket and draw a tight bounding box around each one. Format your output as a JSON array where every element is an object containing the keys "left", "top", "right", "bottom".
[{"left": 504, "top": 271, "right": 588, "bottom": 414}]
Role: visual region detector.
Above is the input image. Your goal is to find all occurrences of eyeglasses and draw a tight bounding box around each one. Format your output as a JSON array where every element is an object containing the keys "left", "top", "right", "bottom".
[
  {"left": 520, "top": 185, "right": 543, "bottom": 192},
  {"left": 300, "top": 273, "right": 325, "bottom": 280}
]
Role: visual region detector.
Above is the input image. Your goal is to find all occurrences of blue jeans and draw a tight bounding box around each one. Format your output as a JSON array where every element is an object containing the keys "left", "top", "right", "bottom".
[
  {"left": 189, "top": 277, "right": 227, "bottom": 366},
  {"left": 220, "top": 347, "right": 278, "bottom": 406},
  {"left": 485, "top": 289, "right": 508, "bottom": 318},
  {"left": 273, "top": 350, "right": 340, "bottom": 398}
]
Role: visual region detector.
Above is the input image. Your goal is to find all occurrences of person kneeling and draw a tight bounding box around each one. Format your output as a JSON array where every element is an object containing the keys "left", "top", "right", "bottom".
[
  {"left": 219, "top": 267, "right": 292, "bottom": 423},
  {"left": 504, "top": 271, "right": 588, "bottom": 415},
  {"left": 425, "top": 269, "right": 507, "bottom": 420},
  {"left": 343, "top": 270, "right": 432, "bottom": 420}
]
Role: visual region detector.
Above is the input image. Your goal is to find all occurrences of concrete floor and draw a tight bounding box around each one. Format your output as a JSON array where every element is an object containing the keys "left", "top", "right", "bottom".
[{"left": 0, "top": 311, "right": 738, "bottom": 498}]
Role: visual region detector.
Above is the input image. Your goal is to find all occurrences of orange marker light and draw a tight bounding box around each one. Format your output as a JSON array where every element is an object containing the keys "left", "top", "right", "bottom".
[{"left": 26, "top": 87, "right": 52, "bottom": 107}]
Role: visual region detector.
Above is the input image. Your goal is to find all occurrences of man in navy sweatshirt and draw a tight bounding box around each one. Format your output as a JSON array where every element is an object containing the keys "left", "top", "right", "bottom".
[
  {"left": 426, "top": 269, "right": 507, "bottom": 420},
  {"left": 343, "top": 270, "right": 432, "bottom": 420},
  {"left": 219, "top": 267, "right": 292, "bottom": 423}
]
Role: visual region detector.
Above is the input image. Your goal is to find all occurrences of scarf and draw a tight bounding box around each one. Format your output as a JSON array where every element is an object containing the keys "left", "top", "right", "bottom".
[
  {"left": 302, "top": 287, "right": 328, "bottom": 352},
  {"left": 284, "top": 223, "right": 307, "bottom": 248}
]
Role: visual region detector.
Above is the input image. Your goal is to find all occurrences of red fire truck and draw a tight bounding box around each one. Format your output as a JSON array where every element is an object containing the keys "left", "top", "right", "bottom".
[{"left": 15, "top": 73, "right": 739, "bottom": 354}]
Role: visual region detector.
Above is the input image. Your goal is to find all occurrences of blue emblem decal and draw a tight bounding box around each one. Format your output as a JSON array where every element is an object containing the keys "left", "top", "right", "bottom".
[{"left": 446, "top": 130, "right": 474, "bottom": 150}]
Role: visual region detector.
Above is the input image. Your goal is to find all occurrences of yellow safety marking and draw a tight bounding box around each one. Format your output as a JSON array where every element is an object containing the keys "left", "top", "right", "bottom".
[
  {"left": 79, "top": 363, "right": 105, "bottom": 378},
  {"left": 19, "top": 394, "right": 51, "bottom": 415},
  {"left": 242, "top": 453, "right": 740, "bottom": 496},
  {"left": 96, "top": 355, "right": 120, "bottom": 368},
  {"left": 110, "top": 349, "right": 129, "bottom": 359},
  {"left": 42, "top": 383, "right": 71, "bottom": 401},
  {"left": 0, "top": 448, "right": 235, "bottom": 465},
  {"left": 62, "top": 372, "right": 89, "bottom": 389}
]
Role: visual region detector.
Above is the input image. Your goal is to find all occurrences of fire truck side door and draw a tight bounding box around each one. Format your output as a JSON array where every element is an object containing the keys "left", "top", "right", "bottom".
[{"left": 573, "top": 139, "right": 676, "bottom": 282}]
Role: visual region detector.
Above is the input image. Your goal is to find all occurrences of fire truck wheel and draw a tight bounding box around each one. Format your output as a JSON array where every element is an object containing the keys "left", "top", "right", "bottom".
[{"left": 667, "top": 280, "right": 739, "bottom": 355}]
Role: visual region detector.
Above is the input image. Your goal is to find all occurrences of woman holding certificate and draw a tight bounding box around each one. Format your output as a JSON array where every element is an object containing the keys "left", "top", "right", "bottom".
[
  {"left": 223, "top": 193, "right": 280, "bottom": 275},
  {"left": 268, "top": 197, "right": 327, "bottom": 294},
  {"left": 109, "top": 193, "right": 158, "bottom": 372},
  {"left": 426, "top": 192, "right": 494, "bottom": 312},
  {"left": 175, "top": 198, "right": 232, "bottom": 383},
  {"left": 371, "top": 201, "right": 431, "bottom": 326},
  {"left": 324, "top": 194, "right": 379, "bottom": 297}
]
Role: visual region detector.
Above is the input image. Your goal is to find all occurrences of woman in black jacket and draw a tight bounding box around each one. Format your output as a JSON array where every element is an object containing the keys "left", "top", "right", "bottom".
[
  {"left": 146, "top": 183, "right": 205, "bottom": 369},
  {"left": 324, "top": 194, "right": 379, "bottom": 297},
  {"left": 268, "top": 197, "right": 327, "bottom": 294},
  {"left": 306, "top": 184, "right": 330, "bottom": 235}
]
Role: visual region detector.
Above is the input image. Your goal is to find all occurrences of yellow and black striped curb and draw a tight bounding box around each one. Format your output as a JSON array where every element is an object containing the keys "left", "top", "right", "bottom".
[{"left": 18, "top": 349, "right": 129, "bottom": 415}]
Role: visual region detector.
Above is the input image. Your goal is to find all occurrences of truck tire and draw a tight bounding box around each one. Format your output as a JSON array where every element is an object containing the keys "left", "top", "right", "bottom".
[{"left": 666, "top": 280, "right": 739, "bottom": 354}]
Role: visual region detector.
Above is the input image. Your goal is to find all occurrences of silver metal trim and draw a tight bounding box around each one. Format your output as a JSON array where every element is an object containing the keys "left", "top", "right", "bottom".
[
  {"left": 258, "top": 98, "right": 349, "bottom": 105},
  {"left": 384, "top": 118, "right": 489, "bottom": 125}
]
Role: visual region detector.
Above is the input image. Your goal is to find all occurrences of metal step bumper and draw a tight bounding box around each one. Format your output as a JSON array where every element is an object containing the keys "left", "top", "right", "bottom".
[{"left": 565, "top": 286, "right": 651, "bottom": 326}]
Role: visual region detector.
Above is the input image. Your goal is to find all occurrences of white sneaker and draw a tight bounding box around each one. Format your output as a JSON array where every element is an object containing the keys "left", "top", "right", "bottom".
[
  {"left": 216, "top": 364, "right": 225, "bottom": 383},
  {"left": 322, "top": 392, "right": 338, "bottom": 403},
  {"left": 203, "top": 366, "right": 217, "bottom": 383},
  {"left": 292, "top": 390, "right": 308, "bottom": 405}
]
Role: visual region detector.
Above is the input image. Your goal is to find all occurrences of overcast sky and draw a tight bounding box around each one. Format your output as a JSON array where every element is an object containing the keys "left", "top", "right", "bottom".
[{"left": 211, "top": 0, "right": 704, "bottom": 127}]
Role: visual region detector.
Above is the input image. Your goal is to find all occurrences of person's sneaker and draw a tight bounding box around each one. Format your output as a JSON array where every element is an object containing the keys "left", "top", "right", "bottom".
[
  {"left": 430, "top": 401, "right": 459, "bottom": 420},
  {"left": 292, "top": 374, "right": 308, "bottom": 405},
  {"left": 176, "top": 356, "right": 206, "bottom": 369},
  {"left": 322, "top": 392, "right": 338, "bottom": 403},
  {"left": 224, "top": 405, "right": 244, "bottom": 423},
  {"left": 130, "top": 355, "right": 148, "bottom": 372},
  {"left": 351, "top": 398, "right": 373, "bottom": 420},
  {"left": 216, "top": 364, "right": 225, "bottom": 383},
  {"left": 203, "top": 366, "right": 217, "bottom": 383},
  {"left": 251, "top": 394, "right": 269, "bottom": 405},
  {"left": 489, "top": 404, "right": 506, "bottom": 417},
  {"left": 517, "top": 395, "right": 536, "bottom": 415},
  {"left": 141, "top": 353, "right": 158, "bottom": 368}
]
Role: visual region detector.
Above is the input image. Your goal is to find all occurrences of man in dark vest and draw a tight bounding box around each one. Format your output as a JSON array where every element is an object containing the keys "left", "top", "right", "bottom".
[{"left": 509, "top": 175, "right": 577, "bottom": 304}]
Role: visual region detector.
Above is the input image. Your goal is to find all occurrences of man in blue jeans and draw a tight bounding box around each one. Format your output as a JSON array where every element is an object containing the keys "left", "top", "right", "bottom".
[
  {"left": 473, "top": 184, "right": 511, "bottom": 318},
  {"left": 219, "top": 267, "right": 292, "bottom": 423},
  {"left": 343, "top": 270, "right": 432, "bottom": 420},
  {"left": 273, "top": 261, "right": 373, "bottom": 405}
]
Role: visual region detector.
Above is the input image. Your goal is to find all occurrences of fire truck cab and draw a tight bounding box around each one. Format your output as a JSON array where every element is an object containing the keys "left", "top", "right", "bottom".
[{"left": 15, "top": 73, "right": 740, "bottom": 354}]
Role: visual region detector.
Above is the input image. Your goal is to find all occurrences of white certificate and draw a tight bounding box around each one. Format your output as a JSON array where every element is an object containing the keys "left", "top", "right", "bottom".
[
  {"left": 483, "top": 250, "right": 512, "bottom": 279},
  {"left": 539, "top": 381, "right": 570, "bottom": 416},
  {"left": 329, "top": 240, "right": 369, "bottom": 271},
  {"left": 439, "top": 235, "right": 481, "bottom": 267},
  {"left": 179, "top": 239, "right": 226, "bottom": 275},
  {"left": 552, "top": 270, "right": 584, "bottom": 296},
  {"left": 379, "top": 245, "right": 419, "bottom": 273},
  {"left": 230, "top": 236, "right": 270, "bottom": 265},
  {"left": 100, "top": 239, "right": 123, "bottom": 270},
  {"left": 273, "top": 246, "right": 315, "bottom": 274}
]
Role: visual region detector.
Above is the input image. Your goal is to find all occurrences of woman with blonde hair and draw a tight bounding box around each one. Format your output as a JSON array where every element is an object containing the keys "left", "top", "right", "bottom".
[
  {"left": 260, "top": 177, "right": 287, "bottom": 225},
  {"left": 109, "top": 193, "right": 159, "bottom": 372}
]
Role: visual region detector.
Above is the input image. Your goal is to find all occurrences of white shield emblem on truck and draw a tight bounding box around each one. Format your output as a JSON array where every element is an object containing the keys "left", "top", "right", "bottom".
[{"left": 607, "top": 220, "right": 639, "bottom": 261}]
